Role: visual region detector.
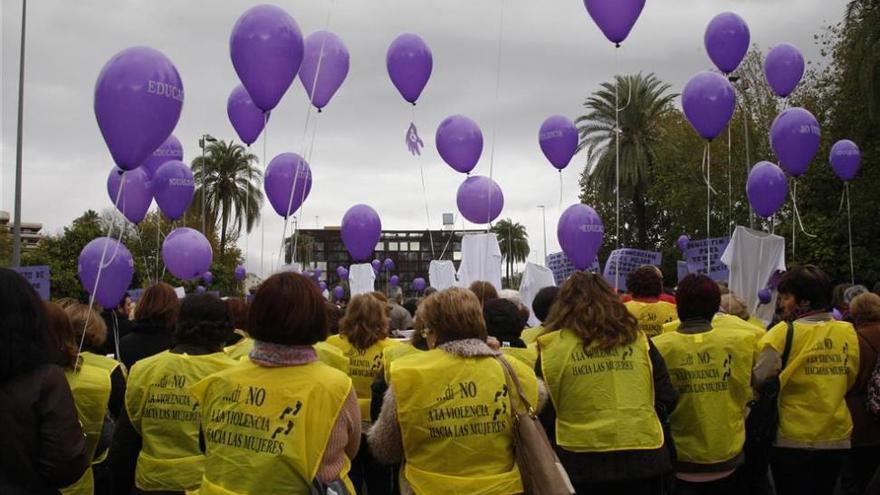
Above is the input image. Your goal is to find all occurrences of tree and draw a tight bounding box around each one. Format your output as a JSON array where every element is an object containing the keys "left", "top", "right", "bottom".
[
  {"left": 191, "top": 140, "right": 263, "bottom": 254},
  {"left": 491, "top": 219, "right": 530, "bottom": 288},
  {"left": 576, "top": 73, "right": 677, "bottom": 248}
]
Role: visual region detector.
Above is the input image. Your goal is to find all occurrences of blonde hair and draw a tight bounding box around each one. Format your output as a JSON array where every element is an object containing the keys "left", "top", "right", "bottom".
[
  {"left": 850, "top": 293, "right": 880, "bottom": 327},
  {"left": 339, "top": 294, "right": 389, "bottom": 350},
  {"left": 420, "top": 288, "right": 487, "bottom": 345},
  {"left": 64, "top": 303, "right": 108, "bottom": 350},
  {"left": 719, "top": 294, "right": 750, "bottom": 321}
]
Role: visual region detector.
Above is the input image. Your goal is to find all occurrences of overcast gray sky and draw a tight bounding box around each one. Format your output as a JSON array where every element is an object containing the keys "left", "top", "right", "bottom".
[{"left": 1, "top": 0, "right": 845, "bottom": 276}]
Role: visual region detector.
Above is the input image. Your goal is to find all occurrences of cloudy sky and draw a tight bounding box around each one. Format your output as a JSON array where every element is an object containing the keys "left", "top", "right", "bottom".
[{"left": 1, "top": 0, "right": 844, "bottom": 276}]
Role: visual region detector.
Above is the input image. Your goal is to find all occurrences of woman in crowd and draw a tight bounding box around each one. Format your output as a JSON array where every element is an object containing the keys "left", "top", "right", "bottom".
[
  {"left": 754, "top": 265, "right": 859, "bottom": 495},
  {"left": 65, "top": 303, "right": 127, "bottom": 417},
  {"left": 0, "top": 268, "right": 88, "bottom": 494},
  {"left": 624, "top": 266, "right": 679, "bottom": 337},
  {"left": 369, "top": 287, "right": 539, "bottom": 494},
  {"left": 191, "top": 272, "right": 360, "bottom": 494},
  {"left": 521, "top": 285, "right": 559, "bottom": 344},
  {"left": 119, "top": 283, "right": 180, "bottom": 369},
  {"left": 99, "top": 295, "right": 133, "bottom": 357},
  {"left": 719, "top": 293, "right": 766, "bottom": 331},
  {"left": 327, "top": 294, "right": 400, "bottom": 494},
  {"left": 537, "top": 271, "right": 677, "bottom": 494},
  {"left": 653, "top": 275, "right": 757, "bottom": 495},
  {"left": 483, "top": 298, "right": 537, "bottom": 368},
  {"left": 111, "top": 293, "right": 237, "bottom": 494},
  {"left": 468, "top": 280, "right": 499, "bottom": 307}
]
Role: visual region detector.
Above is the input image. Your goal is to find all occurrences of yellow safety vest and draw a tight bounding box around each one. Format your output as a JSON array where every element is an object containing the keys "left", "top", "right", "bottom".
[
  {"left": 62, "top": 360, "right": 113, "bottom": 495},
  {"left": 653, "top": 326, "right": 756, "bottom": 465},
  {"left": 759, "top": 319, "right": 859, "bottom": 445},
  {"left": 520, "top": 326, "right": 544, "bottom": 345},
  {"left": 382, "top": 343, "right": 420, "bottom": 383},
  {"left": 538, "top": 329, "right": 663, "bottom": 452},
  {"left": 747, "top": 315, "right": 766, "bottom": 330},
  {"left": 190, "top": 359, "right": 355, "bottom": 495},
  {"left": 662, "top": 314, "right": 764, "bottom": 340},
  {"left": 501, "top": 344, "right": 538, "bottom": 369},
  {"left": 391, "top": 349, "right": 538, "bottom": 495},
  {"left": 325, "top": 334, "right": 399, "bottom": 422},
  {"left": 224, "top": 338, "right": 253, "bottom": 361},
  {"left": 126, "top": 351, "right": 237, "bottom": 492},
  {"left": 225, "top": 338, "right": 350, "bottom": 375},
  {"left": 625, "top": 300, "right": 678, "bottom": 337}
]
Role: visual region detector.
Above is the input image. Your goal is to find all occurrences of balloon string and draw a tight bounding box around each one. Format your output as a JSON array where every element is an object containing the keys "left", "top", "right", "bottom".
[
  {"left": 846, "top": 182, "right": 854, "bottom": 284},
  {"left": 791, "top": 178, "right": 817, "bottom": 239},
  {"left": 413, "top": 106, "right": 437, "bottom": 259},
  {"left": 706, "top": 141, "right": 711, "bottom": 274},
  {"left": 614, "top": 47, "right": 620, "bottom": 253},
  {"left": 558, "top": 171, "right": 563, "bottom": 212},
  {"left": 742, "top": 102, "right": 754, "bottom": 229},
  {"left": 245, "top": 144, "right": 251, "bottom": 274}
]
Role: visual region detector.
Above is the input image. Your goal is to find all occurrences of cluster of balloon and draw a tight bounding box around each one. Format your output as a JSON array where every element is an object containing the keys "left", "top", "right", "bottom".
[
  {"left": 299, "top": 30, "right": 350, "bottom": 111},
  {"left": 333, "top": 285, "right": 345, "bottom": 301},
  {"left": 412, "top": 277, "right": 427, "bottom": 292},
  {"left": 234, "top": 265, "right": 247, "bottom": 282},
  {"left": 78, "top": 237, "right": 135, "bottom": 308},
  {"left": 264, "top": 153, "right": 313, "bottom": 218},
  {"left": 387, "top": 33, "right": 433, "bottom": 105},
  {"left": 770, "top": 108, "right": 820, "bottom": 177},
  {"left": 202, "top": 271, "right": 214, "bottom": 286},
  {"left": 162, "top": 227, "right": 213, "bottom": 281},
  {"left": 583, "top": 0, "right": 646, "bottom": 46},
  {"left": 227, "top": 85, "right": 267, "bottom": 146},
  {"left": 457, "top": 176, "right": 504, "bottom": 224},
  {"left": 557, "top": 204, "right": 605, "bottom": 271},
  {"left": 390, "top": 275, "right": 400, "bottom": 287},
  {"left": 677, "top": 235, "right": 690, "bottom": 252},
  {"left": 538, "top": 116, "right": 578, "bottom": 172},
  {"left": 764, "top": 43, "right": 805, "bottom": 98},
  {"left": 341, "top": 205, "right": 382, "bottom": 262},
  {"left": 747, "top": 161, "right": 788, "bottom": 218},
  {"left": 704, "top": 12, "right": 750, "bottom": 75},
  {"left": 436, "top": 116, "right": 483, "bottom": 174}
]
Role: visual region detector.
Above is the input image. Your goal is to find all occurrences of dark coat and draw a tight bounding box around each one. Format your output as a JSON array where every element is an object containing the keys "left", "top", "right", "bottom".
[
  {"left": 847, "top": 321, "right": 880, "bottom": 447},
  {"left": 118, "top": 320, "right": 174, "bottom": 370}
]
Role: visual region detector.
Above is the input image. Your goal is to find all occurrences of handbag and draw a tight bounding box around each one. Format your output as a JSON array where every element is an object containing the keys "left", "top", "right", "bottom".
[{"left": 496, "top": 357, "right": 575, "bottom": 495}]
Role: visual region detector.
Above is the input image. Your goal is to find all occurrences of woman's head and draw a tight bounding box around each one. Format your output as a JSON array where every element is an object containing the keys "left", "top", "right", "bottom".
[
  {"left": 483, "top": 298, "right": 526, "bottom": 343},
  {"left": 627, "top": 266, "right": 663, "bottom": 299},
  {"left": 325, "top": 302, "right": 344, "bottom": 335},
  {"left": 248, "top": 272, "right": 327, "bottom": 345},
  {"left": 175, "top": 294, "right": 234, "bottom": 349},
  {"left": 532, "top": 286, "right": 559, "bottom": 323},
  {"left": 64, "top": 303, "right": 107, "bottom": 351},
  {"left": 544, "top": 272, "right": 639, "bottom": 350},
  {"left": 134, "top": 282, "right": 180, "bottom": 332},
  {"left": 677, "top": 275, "right": 721, "bottom": 321},
  {"left": 420, "top": 287, "right": 487, "bottom": 347},
  {"left": 832, "top": 283, "right": 852, "bottom": 312},
  {"left": 45, "top": 302, "right": 78, "bottom": 370},
  {"left": 225, "top": 297, "right": 249, "bottom": 332},
  {"left": 777, "top": 265, "right": 832, "bottom": 320},
  {"left": 0, "top": 268, "right": 52, "bottom": 380},
  {"left": 850, "top": 293, "right": 880, "bottom": 328},
  {"left": 719, "top": 294, "right": 750, "bottom": 321},
  {"left": 468, "top": 281, "right": 498, "bottom": 306},
  {"left": 339, "top": 294, "right": 389, "bottom": 349}
]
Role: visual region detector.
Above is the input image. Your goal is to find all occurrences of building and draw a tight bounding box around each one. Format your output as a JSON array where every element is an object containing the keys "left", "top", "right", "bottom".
[{"left": 0, "top": 210, "right": 43, "bottom": 251}]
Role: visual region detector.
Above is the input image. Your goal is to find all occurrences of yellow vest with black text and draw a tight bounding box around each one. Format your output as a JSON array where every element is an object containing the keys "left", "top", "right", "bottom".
[
  {"left": 382, "top": 342, "right": 420, "bottom": 383},
  {"left": 625, "top": 300, "right": 678, "bottom": 337},
  {"left": 61, "top": 359, "right": 113, "bottom": 495},
  {"left": 663, "top": 314, "right": 764, "bottom": 340},
  {"left": 501, "top": 343, "right": 538, "bottom": 369},
  {"left": 392, "top": 349, "right": 537, "bottom": 495},
  {"left": 190, "top": 359, "right": 354, "bottom": 495},
  {"left": 126, "top": 351, "right": 236, "bottom": 492},
  {"left": 326, "top": 334, "right": 399, "bottom": 422},
  {"left": 653, "top": 326, "right": 756, "bottom": 464},
  {"left": 759, "top": 319, "right": 859, "bottom": 445},
  {"left": 538, "top": 329, "right": 663, "bottom": 452},
  {"left": 225, "top": 338, "right": 350, "bottom": 375}
]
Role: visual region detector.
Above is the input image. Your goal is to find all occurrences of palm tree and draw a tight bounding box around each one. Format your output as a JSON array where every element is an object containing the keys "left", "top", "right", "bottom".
[
  {"left": 576, "top": 73, "right": 676, "bottom": 248},
  {"left": 491, "top": 219, "right": 530, "bottom": 288},
  {"left": 191, "top": 140, "right": 263, "bottom": 254}
]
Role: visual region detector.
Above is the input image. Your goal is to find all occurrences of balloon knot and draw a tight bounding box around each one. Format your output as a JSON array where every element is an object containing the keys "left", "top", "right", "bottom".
[
  {"left": 317, "top": 108, "right": 323, "bottom": 114},
  {"left": 615, "top": 43, "right": 621, "bottom": 49}
]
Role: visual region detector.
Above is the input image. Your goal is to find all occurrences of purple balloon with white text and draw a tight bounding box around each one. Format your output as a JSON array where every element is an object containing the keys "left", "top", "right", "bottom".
[
  {"left": 747, "top": 161, "right": 788, "bottom": 218},
  {"left": 830, "top": 140, "right": 861, "bottom": 182},
  {"left": 682, "top": 72, "right": 737, "bottom": 140},
  {"left": 264, "top": 153, "right": 312, "bottom": 218},
  {"left": 557, "top": 204, "right": 604, "bottom": 271},
  {"left": 341, "top": 204, "right": 382, "bottom": 262},
  {"left": 152, "top": 160, "right": 195, "bottom": 220},
  {"left": 299, "top": 31, "right": 350, "bottom": 110},
  {"left": 583, "top": 0, "right": 646, "bottom": 45},
  {"left": 227, "top": 85, "right": 267, "bottom": 145},
  {"left": 770, "top": 107, "right": 820, "bottom": 177},
  {"left": 539, "top": 116, "right": 578, "bottom": 170},
  {"left": 456, "top": 176, "right": 504, "bottom": 225},
  {"left": 162, "top": 227, "right": 213, "bottom": 281},
  {"left": 141, "top": 134, "right": 183, "bottom": 179},
  {"left": 234, "top": 265, "right": 247, "bottom": 281},
  {"left": 386, "top": 33, "right": 433, "bottom": 104},
  {"left": 764, "top": 43, "right": 805, "bottom": 98},
  {"left": 412, "top": 277, "right": 426, "bottom": 292},
  {"left": 78, "top": 237, "right": 135, "bottom": 308},
  {"left": 704, "top": 12, "right": 750, "bottom": 74},
  {"left": 437, "top": 115, "right": 483, "bottom": 174},
  {"left": 107, "top": 167, "right": 152, "bottom": 224}
]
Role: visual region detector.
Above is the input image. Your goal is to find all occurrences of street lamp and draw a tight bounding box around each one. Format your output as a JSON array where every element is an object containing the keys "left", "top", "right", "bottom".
[
  {"left": 198, "top": 134, "right": 217, "bottom": 234},
  {"left": 11, "top": 0, "right": 27, "bottom": 267},
  {"left": 537, "top": 205, "right": 547, "bottom": 266}
]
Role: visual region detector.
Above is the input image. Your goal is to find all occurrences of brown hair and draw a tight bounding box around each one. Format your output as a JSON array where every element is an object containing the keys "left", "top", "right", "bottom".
[
  {"left": 370, "top": 291, "right": 389, "bottom": 305},
  {"left": 45, "top": 302, "right": 78, "bottom": 369},
  {"left": 53, "top": 297, "right": 79, "bottom": 309},
  {"left": 339, "top": 294, "right": 389, "bottom": 350},
  {"left": 850, "top": 293, "right": 880, "bottom": 327},
  {"left": 325, "top": 302, "right": 344, "bottom": 335},
  {"left": 65, "top": 303, "right": 108, "bottom": 351},
  {"left": 544, "top": 272, "right": 639, "bottom": 350},
  {"left": 134, "top": 282, "right": 179, "bottom": 332},
  {"left": 720, "top": 294, "right": 750, "bottom": 321},
  {"left": 420, "top": 287, "right": 487, "bottom": 346},
  {"left": 468, "top": 281, "right": 499, "bottom": 307},
  {"left": 225, "top": 297, "right": 249, "bottom": 332},
  {"left": 248, "top": 272, "right": 327, "bottom": 345}
]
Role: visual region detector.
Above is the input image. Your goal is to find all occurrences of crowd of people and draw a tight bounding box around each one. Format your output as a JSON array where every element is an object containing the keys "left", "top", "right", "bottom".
[{"left": 1, "top": 263, "right": 880, "bottom": 495}]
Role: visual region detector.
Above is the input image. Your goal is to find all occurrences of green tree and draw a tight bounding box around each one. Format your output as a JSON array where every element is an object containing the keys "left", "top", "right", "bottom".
[
  {"left": 491, "top": 219, "right": 530, "bottom": 288},
  {"left": 191, "top": 140, "right": 263, "bottom": 255}
]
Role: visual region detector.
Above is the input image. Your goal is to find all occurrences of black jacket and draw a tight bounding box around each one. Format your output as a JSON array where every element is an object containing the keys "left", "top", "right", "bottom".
[
  {"left": 99, "top": 310, "right": 135, "bottom": 357},
  {"left": 118, "top": 320, "right": 173, "bottom": 370}
]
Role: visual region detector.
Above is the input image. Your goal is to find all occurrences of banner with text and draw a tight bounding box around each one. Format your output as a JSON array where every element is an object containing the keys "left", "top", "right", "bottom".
[
  {"left": 12, "top": 265, "right": 51, "bottom": 300},
  {"left": 602, "top": 249, "right": 662, "bottom": 292},
  {"left": 685, "top": 236, "right": 730, "bottom": 282},
  {"left": 546, "top": 251, "right": 601, "bottom": 286}
]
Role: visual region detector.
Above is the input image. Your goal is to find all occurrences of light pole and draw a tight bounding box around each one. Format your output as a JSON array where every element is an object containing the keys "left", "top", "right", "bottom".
[
  {"left": 537, "top": 205, "right": 547, "bottom": 265},
  {"left": 198, "top": 134, "right": 217, "bottom": 234},
  {"left": 12, "top": 0, "right": 27, "bottom": 267}
]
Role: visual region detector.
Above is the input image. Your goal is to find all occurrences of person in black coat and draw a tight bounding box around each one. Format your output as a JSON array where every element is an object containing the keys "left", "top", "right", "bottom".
[
  {"left": 118, "top": 283, "right": 180, "bottom": 369},
  {"left": 100, "top": 295, "right": 134, "bottom": 357}
]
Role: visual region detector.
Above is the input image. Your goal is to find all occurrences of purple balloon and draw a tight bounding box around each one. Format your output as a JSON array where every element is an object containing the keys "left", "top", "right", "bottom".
[
  {"left": 94, "top": 47, "right": 183, "bottom": 171},
  {"left": 758, "top": 288, "right": 772, "bottom": 305},
  {"left": 682, "top": 71, "right": 737, "bottom": 141},
  {"left": 234, "top": 265, "right": 247, "bottom": 281},
  {"left": 704, "top": 12, "right": 750, "bottom": 74},
  {"left": 152, "top": 160, "right": 195, "bottom": 220},
  {"left": 314, "top": 268, "right": 322, "bottom": 279},
  {"left": 830, "top": 140, "right": 861, "bottom": 182},
  {"left": 333, "top": 285, "right": 345, "bottom": 300},
  {"left": 162, "top": 227, "right": 213, "bottom": 281},
  {"left": 583, "top": 0, "right": 646, "bottom": 45},
  {"left": 412, "top": 277, "right": 427, "bottom": 292},
  {"left": 557, "top": 204, "right": 604, "bottom": 271},
  {"left": 319, "top": 281, "right": 328, "bottom": 291},
  {"left": 371, "top": 259, "right": 382, "bottom": 272},
  {"left": 832, "top": 308, "right": 843, "bottom": 321},
  {"left": 339, "top": 267, "right": 350, "bottom": 281},
  {"left": 203, "top": 271, "right": 214, "bottom": 285},
  {"left": 227, "top": 85, "right": 267, "bottom": 146},
  {"left": 456, "top": 176, "right": 504, "bottom": 225},
  {"left": 264, "top": 153, "right": 312, "bottom": 218},
  {"left": 230, "top": 5, "right": 304, "bottom": 112},
  {"left": 384, "top": 258, "right": 395, "bottom": 271},
  {"left": 390, "top": 275, "right": 400, "bottom": 287},
  {"left": 78, "top": 237, "right": 135, "bottom": 308},
  {"left": 341, "top": 204, "right": 382, "bottom": 262},
  {"left": 747, "top": 161, "right": 788, "bottom": 218},
  {"left": 141, "top": 135, "right": 184, "bottom": 180},
  {"left": 539, "top": 116, "right": 578, "bottom": 170},
  {"left": 764, "top": 43, "right": 805, "bottom": 98},
  {"left": 770, "top": 107, "right": 820, "bottom": 177},
  {"left": 196, "top": 286, "right": 207, "bottom": 294},
  {"left": 677, "top": 235, "right": 689, "bottom": 252},
  {"left": 387, "top": 33, "right": 433, "bottom": 104},
  {"left": 299, "top": 31, "right": 350, "bottom": 110},
  {"left": 107, "top": 167, "right": 152, "bottom": 224}
]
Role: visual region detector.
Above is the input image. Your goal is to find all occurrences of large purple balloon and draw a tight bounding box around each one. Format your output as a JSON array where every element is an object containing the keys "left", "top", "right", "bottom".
[
  {"left": 152, "top": 160, "right": 195, "bottom": 220},
  {"left": 747, "top": 161, "right": 788, "bottom": 218},
  {"left": 162, "top": 227, "right": 213, "bottom": 281},
  {"left": 770, "top": 107, "right": 820, "bottom": 177},
  {"left": 230, "top": 4, "right": 304, "bottom": 112},
  {"left": 234, "top": 265, "right": 247, "bottom": 281},
  {"left": 557, "top": 204, "right": 604, "bottom": 271},
  {"left": 682, "top": 71, "right": 737, "bottom": 141},
  {"left": 333, "top": 285, "right": 345, "bottom": 300},
  {"left": 539, "top": 116, "right": 578, "bottom": 170},
  {"left": 764, "top": 43, "right": 804, "bottom": 98},
  {"left": 583, "top": 0, "right": 646, "bottom": 45},
  {"left": 341, "top": 204, "right": 382, "bottom": 262},
  {"left": 299, "top": 31, "right": 350, "bottom": 110},
  {"left": 830, "top": 140, "right": 861, "bottom": 181},
  {"left": 94, "top": 47, "right": 183, "bottom": 171},
  {"left": 704, "top": 12, "right": 750, "bottom": 74},
  {"left": 387, "top": 33, "right": 433, "bottom": 104},
  {"left": 437, "top": 116, "right": 483, "bottom": 174},
  {"left": 78, "top": 237, "right": 134, "bottom": 308},
  {"left": 141, "top": 135, "right": 183, "bottom": 180},
  {"left": 227, "top": 85, "right": 267, "bottom": 146},
  {"left": 264, "top": 153, "right": 312, "bottom": 218},
  {"left": 456, "top": 176, "right": 504, "bottom": 225},
  {"left": 107, "top": 167, "right": 152, "bottom": 224},
  {"left": 412, "top": 277, "right": 427, "bottom": 292}
]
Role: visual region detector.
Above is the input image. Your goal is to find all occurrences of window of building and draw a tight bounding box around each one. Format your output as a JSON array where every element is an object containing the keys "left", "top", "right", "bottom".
[
  {"left": 409, "top": 242, "right": 420, "bottom": 251},
  {"left": 453, "top": 251, "right": 462, "bottom": 261},
  {"left": 388, "top": 242, "right": 398, "bottom": 251}
]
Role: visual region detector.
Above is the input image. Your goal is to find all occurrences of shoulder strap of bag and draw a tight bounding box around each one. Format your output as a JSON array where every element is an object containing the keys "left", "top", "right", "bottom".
[
  {"left": 496, "top": 356, "right": 535, "bottom": 417},
  {"left": 781, "top": 321, "right": 795, "bottom": 369}
]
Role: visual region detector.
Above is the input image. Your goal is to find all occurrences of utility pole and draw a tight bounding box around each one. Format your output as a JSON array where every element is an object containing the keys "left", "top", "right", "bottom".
[{"left": 12, "top": 0, "right": 27, "bottom": 267}]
